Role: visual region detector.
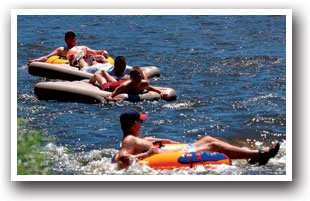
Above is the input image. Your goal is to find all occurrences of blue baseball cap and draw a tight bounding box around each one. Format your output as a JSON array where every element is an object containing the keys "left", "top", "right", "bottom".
[
  {"left": 120, "top": 108, "right": 147, "bottom": 122},
  {"left": 120, "top": 108, "right": 147, "bottom": 129}
]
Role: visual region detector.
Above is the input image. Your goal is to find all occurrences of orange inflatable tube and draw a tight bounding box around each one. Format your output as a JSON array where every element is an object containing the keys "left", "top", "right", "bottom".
[{"left": 112, "top": 144, "right": 231, "bottom": 169}]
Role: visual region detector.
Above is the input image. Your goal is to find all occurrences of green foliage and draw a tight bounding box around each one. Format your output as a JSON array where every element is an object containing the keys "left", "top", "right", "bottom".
[{"left": 17, "top": 118, "right": 55, "bottom": 175}]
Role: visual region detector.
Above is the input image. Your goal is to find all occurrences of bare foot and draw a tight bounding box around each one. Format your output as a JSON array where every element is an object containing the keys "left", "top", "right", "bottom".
[
  {"left": 89, "top": 73, "right": 98, "bottom": 84},
  {"left": 105, "top": 96, "right": 124, "bottom": 101},
  {"left": 94, "top": 55, "right": 105, "bottom": 63},
  {"left": 102, "top": 50, "right": 109, "bottom": 58},
  {"left": 160, "top": 92, "right": 169, "bottom": 100}
]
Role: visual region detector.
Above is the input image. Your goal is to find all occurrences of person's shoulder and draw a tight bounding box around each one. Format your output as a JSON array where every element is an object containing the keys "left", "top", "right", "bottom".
[
  {"left": 81, "top": 45, "right": 91, "bottom": 49},
  {"left": 122, "top": 135, "right": 138, "bottom": 144},
  {"left": 141, "top": 80, "right": 150, "bottom": 85},
  {"left": 55, "top": 46, "right": 65, "bottom": 51},
  {"left": 120, "top": 80, "right": 131, "bottom": 86},
  {"left": 73, "top": 45, "right": 87, "bottom": 50}
]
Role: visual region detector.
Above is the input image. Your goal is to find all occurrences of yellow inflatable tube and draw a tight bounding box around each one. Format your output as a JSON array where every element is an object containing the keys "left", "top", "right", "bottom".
[
  {"left": 112, "top": 144, "right": 231, "bottom": 169},
  {"left": 46, "top": 56, "right": 69, "bottom": 64},
  {"left": 46, "top": 56, "right": 115, "bottom": 65}
]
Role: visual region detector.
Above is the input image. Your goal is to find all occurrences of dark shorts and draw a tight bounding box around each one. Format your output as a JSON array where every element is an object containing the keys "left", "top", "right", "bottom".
[{"left": 101, "top": 79, "right": 126, "bottom": 92}]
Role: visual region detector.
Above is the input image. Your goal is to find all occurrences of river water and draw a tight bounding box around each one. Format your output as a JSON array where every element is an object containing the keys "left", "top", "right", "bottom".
[{"left": 17, "top": 15, "right": 287, "bottom": 175}]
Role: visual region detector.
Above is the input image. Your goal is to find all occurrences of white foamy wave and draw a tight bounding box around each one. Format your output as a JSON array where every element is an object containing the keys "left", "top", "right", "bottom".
[
  {"left": 17, "top": 93, "right": 39, "bottom": 103},
  {"left": 163, "top": 101, "right": 195, "bottom": 110},
  {"left": 80, "top": 158, "right": 119, "bottom": 175},
  {"left": 245, "top": 93, "right": 285, "bottom": 103},
  {"left": 43, "top": 143, "right": 68, "bottom": 156},
  {"left": 19, "top": 65, "right": 28, "bottom": 70},
  {"left": 41, "top": 142, "right": 286, "bottom": 175}
]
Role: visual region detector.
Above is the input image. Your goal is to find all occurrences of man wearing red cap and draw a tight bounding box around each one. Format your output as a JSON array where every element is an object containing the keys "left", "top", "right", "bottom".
[
  {"left": 27, "top": 30, "right": 108, "bottom": 66},
  {"left": 116, "top": 108, "right": 280, "bottom": 169}
]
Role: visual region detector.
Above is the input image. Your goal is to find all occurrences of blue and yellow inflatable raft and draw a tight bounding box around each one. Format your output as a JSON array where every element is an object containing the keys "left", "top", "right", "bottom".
[{"left": 112, "top": 144, "right": 231, "bottom": 169}]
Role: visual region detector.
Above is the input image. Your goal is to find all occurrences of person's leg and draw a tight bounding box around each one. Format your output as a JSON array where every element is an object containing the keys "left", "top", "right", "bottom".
[
  {"left": 89, "top": 72, "right": 108, "bottom": 85},
  {"left": 78, "top": 58, "right": 89, "bottom": 68},
  {"left": 94, "top": 55, "right": 109, "bottom": 64},
  {"left": 68, "top": 50, "right": 89, "bottom": 68},
  {"left": 87, "top": 55, "right": 97, "bottom": 66},
  {"left": 100, "top": 70, "right": 117, "bottom": 82},
  {"left": 193, "top": 136, "right": 279, "bottom": 162},
  {"left": 193, "top": 136, "right": 259, "bottom": 159}
]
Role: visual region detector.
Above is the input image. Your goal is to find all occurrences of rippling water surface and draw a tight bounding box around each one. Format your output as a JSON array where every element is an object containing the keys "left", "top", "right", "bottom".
[{"left": 17, "top": 15, "right": 286, "bottom": 175}]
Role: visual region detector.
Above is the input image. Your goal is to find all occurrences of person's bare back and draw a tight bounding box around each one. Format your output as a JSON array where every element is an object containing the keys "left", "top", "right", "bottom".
[
  {"left": 67, "top": 46, "right": 87, "bottom": 57},
  {"left": 53, "top": 46, "right": 72, "bottom": 58},
  {"left": 106, "top": 67, "right": 167, "bottom": 101},
  {"left": 121, "top": 79, "right": 150, "bottom": 94}
]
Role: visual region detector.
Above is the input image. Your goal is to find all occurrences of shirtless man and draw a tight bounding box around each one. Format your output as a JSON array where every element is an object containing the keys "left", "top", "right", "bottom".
[
  {"left": 115, "top": 109, "right": 280, "bottom": 169},
  {"left": 27, "top": 30, "right": 108, "bottom": 67},
  {"left": 89, "top": 67, "right": 166, "bottom": 101}
]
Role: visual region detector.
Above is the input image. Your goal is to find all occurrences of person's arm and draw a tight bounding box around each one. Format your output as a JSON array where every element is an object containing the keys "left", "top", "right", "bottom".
[
  {"left": 145, "top": 85, "right": 169, "bottom": 100},
  {"left": 144, "top": 137, "right": 180, "bottom": 144},
  {"left": 117, "top": 136, "right": 158, "bottom": 169},
  {"left": 117, "top": 137, "right": 136, "bottom": 169},
  {"left": 93, "top": 55, "right": 108, "bottom": 64},
  {"left": 118, "top": 147, "right": 159, "bottom": 169},
  {"left": 105, "top": 82, "right": 128, "bottom": 101},
  {"left": 27, "top": 47, "right": 62, "bottom": 65},
  {"left": 133, "top": 147, "right": 159, "bottom": 160},
  {"left": 84, "top": 46, "right": 109, "bottom": 58},
  {"left": 84, "top": 47, "right": 109, "bottom": 64}
]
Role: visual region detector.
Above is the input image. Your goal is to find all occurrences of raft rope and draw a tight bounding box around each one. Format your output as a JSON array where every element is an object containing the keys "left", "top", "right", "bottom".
[
  {"left": 186, "top": 151, "right": 205, "bottom": 168},
  {"left": 186, "top": 152, "right": 193, "bottom": 168},
  {"left": 195, "top": 151, "right": 204, "bottom": 166}
]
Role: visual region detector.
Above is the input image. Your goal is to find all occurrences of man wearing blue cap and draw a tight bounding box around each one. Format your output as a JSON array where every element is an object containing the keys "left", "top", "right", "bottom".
[{"left": 116, "top": 108, "right": 280, "bottom": 169}]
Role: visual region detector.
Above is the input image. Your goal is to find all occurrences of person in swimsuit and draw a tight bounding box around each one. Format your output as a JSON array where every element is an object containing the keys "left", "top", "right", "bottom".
[
  {"left": 89, "top": 67, "right": 166, "bottom": 101},
  {"left": 115, "top": 108, "right": 280, "bottom": 169},
  {"left": 27, "top": 30, "right": 109, "bottom": 66},
  {"left": 67, "top": 46, "right": 110, "bottom": 69},
  {"left": 82, "top": 56, "right": 143, "bottom": 80}
]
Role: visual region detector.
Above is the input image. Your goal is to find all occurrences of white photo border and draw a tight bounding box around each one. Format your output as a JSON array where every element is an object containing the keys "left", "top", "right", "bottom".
[{"left": 11, "top": 9, "right": 292, "bottom": 181}]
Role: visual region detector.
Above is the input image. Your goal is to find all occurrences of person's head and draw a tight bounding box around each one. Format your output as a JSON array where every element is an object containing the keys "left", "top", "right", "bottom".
[
  {"left": 130, "top": 67, "right": 143, "bottom": 83},
  {"left": 64, "top": 30, "right": 77, "bottom": 47},
  {"left": 114, "top": 56, "right": 127, "bottom": 77},
  {"left": 120, "top": 108, "right": 147, "bottom": 138}
]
